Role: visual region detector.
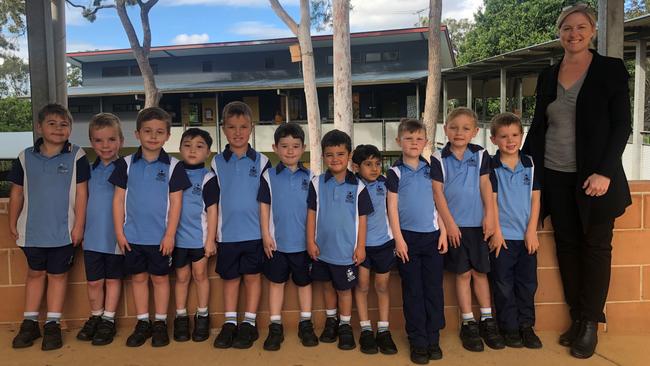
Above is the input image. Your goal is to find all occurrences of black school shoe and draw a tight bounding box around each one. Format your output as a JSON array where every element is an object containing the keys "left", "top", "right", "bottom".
[
  {"left": 520, "top": 326, "right": 542, "bottom": 349},
  {"left": 126, "top": 320, "right": 152, "bottom": 347},
  {"left": 502, "top": 329, "right": 524, "bottom": 348},
  {"left": 232, "top": 322, "right": 259, "bottom": 349},
  {"left": 92, "top": 319, "right": 116, "bottom": 346},
  {"left": 570, "top": 320, "right": 598, "bottom": 359},
  {"left": 213, "top": 323, "right": 237, "bottom": 348},
  {"left": 319, "top": 317, "right": 339, "bottom": 343},
  {"left": 41, "top": 321, "right": 63, "bottom": 351},
  {"left": 192, "top": 315, "right": 210, "bottom": 342},
  {"left": 77, "top": 315, "right": 101, "bottom": 341},
  {"left": 337, "top": 324, "right": 356, "bottom": 350},
  {"left": 559, "top": 319, "right": 582, "bottom": 347},
  {"left": 173, "top": 316, "right": 190, "bottom": 342},
  {"left": 298, "top": 320, "right": 319, "bottom": 347},
  {"left": 428, "top": 344, "right": 443, "bottom": 360},
  {"left": 375, "top": 331, "right": 398, "bottom": 355},
  {"left": 12, "top": 319, "right": 41, "bottom": 349},
  {"left": 460, "top": 321, "right": 484, "bottom": 352},
  {"left": 359, "top": 330, "right": 378, "bottom": 354},
  {"left": 263, "top": 323, "right": 284, "bottom": 351},
  {"left": 479, "top": 318, "right": 505, "bottom": 349},
  {"left": 151, "top": 320, "right": 170, "bottom": 347},
  {"left": 410, "top": 346, "right": 430, "bottom": 365}
]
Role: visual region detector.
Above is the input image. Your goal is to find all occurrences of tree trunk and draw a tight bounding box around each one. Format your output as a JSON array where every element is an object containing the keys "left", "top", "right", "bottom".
[
  {"left": 422, "top": 0, "right": 442, "bottom": 159},
  {"left": 332, "top": 0, "right": 353, "bottom": 138}
]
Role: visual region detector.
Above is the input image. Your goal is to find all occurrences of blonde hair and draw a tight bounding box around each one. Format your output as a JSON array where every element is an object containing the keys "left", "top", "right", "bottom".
[
  {"left": 89, "top": 113, "right": 124, "bottom": 141},
  {"left": 445, "top": 107, "right": 478, "bottom": 126},
  {"left": 490, "top": 112, "right": 523, "bottom": 136},
  {"left": 397, "top": 118, "right": 426, "bottom": 137},
  {"left": 556, "top": 3, "right": 597, "bottom": 29}
]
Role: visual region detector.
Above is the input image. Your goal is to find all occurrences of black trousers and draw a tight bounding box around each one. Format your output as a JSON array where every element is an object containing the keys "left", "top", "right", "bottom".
[{"left": 544, "top": 169, "right": 615, "bottom": 323}]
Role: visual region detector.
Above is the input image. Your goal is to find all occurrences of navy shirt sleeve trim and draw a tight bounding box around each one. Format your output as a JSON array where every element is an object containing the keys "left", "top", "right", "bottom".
[
  {"left": 257, "top": 170, "right": 272, "bottom": 204},
  {"left": 169, "top": 161, "right": 192, "bottom": 193},
  {"left": 357, "top": 186, "right": 374, "bottom": 216},
  {"left": 75, "top": 155, "right": 91, "bottom": 184},
  {"left": 385, "top": 168, "right": 399, "bottom": 193},
  {"left": 7, "top": 157, "right": 24, "bottom": 186},
  {"left": 203, "top": 175, "right": 220, "bottom": 207},
  {"left": 307, "top": 181, "right": 317, "bottom": 211},
  {"left": 479, "top": 150, "right": 491, "bottom": 176},
  {"left": 108, "top": 158, "right": 128, "bottom": 189},
  {"left": 429, "top": 154, "right": 444, "bottom": 183}
]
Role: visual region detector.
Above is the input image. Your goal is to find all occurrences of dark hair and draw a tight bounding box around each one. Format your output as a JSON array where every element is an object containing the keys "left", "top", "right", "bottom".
[
  {"left": 181, "top": 127, "right": 213, "bottom": 149},
  {"left": 446, "top": 107, "right": 478, "bottom": 126},
  {"left": 321, "top": 129, "right": 352, "bottom": 153},
  {"left": 89, "top": 113, "right": 124, "bottom": 141},
  {"left": 352, "top": 144, "right": 382, "bottom": 165},
  {"left": 222, "top": 101, "right": 253, "bottom": 125},
  {"left": 136, "top": 107, "right": 171, "bottom": 133},
  {"left": 274, "top": 122, "right": 305, "bottom": 144},
  {"left": 37, "top": 103, "right": 73, "bottom": 125},
  {"left": 397, "top": 118, "right": 425, "bottom": 137},
  {"left": 490, "top": 112, "right": 523, "bottom": 136}
]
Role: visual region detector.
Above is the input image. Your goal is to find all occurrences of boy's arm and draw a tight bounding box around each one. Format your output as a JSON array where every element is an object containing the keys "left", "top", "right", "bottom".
[
  {"left": 8, "top": 184, "right": 24, "bottom": 241},
  {"left": 161, "top": 190, "right": 182, "bottom": 256},
  {"left": 306, "top": 180, "right": 319, "bottom": 260},
  {"left": 480, "top": 174, "right": 495, "bottom": 241},
  {"left": 71, "top": 181, "right": 88, "bottom": 246},
  {"left": 354, "top": 215, "right": 367, "bottom": 265},
  {"left": 112, "top": 187, "right": 130, "bottom": 252},
  {"left": 525, "top": 190, "right": 542, "bottom": 255},
  {"left": 386, "top": 191, "right": 408, "bottom": 263},
  {"left": 432, "top": 181, "right": 460, "bottom": 247},
  {"left": 436, "top": 214, "right": 448, "bottom": 254},
  {"left": 260, "top": 202, "right": 275, "bottom": 258},
  {"left": 205, "top": 204, "right": 218, "bottom": 257},
  {"left": 488, "top": 192, "right": 507, "bottom": 257}
]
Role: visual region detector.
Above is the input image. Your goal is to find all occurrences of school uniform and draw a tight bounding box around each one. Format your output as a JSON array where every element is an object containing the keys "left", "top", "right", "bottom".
[
  {"left": 257, "top": 162, "right": 312, "bottom": 286},
  {"left": 359, "top": 175, "right": 395, "bottom": 274},
  {"left": 307, "top": 170, "right": 373, "bottom": 291},
  {"left": 430, "top": 143, "right": 491, "bottom": 274},
  {"left": 8, "top": 139, "right": 90, "bottom": 274},
  {"left": 211, "top": 144, "right": 270, "bottom": 280},
  {"left": 385, "top": 156, "right": 444, "bottom": 349},
  {"left": 108, "top": 148, "right": 191, "bottom": 276}
]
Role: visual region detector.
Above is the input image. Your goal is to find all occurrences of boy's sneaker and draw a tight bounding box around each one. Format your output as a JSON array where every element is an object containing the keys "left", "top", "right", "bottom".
[
  {"left": 521, "top": 326, "right": 543, "bottom": 349},
  {"left": 337, "top": 324, "right": 356, "bottom": 350},
  {"left": 502, "top": 329, "right": 523, "bottom": 348},
  {"left": 232, "top": 322, "right": 259, "bottom": 349},
  {"left": 410, "top": 346, "right": 430, "bottom": 365},
  {"left": 173, "top": 316, "right": 190, "bottom": 342},
  {"left": 428, "top": 344, "right": 443, "bottom": 360},
  {"left": 375, "top": 331, "right": 398, "bottom": 355},
  {"left": 213, "top": 323, "right": 237, "bottom": 348},
  {"left": 192, "top": 315, "right": 210, "bottom": 342},
  {"left": 479, "top": 318, "right": 505, "bottom": 349},
  {"left": 41, "top": 321, "right": 63, "bottom": 351},
  {"left": 92, "top": 319, "right": 116, "bottom": 346},
  {"left": 263, "top": 323, "right": 284, "bottom": 351},
  {"left": 460, "top": 321, "right": 484, "bottom": 352},
  {"left": 126, "top": 320, "right": 152, "bottom": 347},
  {"left": 151, "top": 320, "right": 170, "bottom": 347},
  {"left": 298, "top": 320, "right": 319, "bottom": 347},
  {"left": 77, "top": 315, "right": 101, "bottom": 341},
  {"left": 12, "top": 319, "right": 41, "bottom": 349},
  {"left": 319, "top": 317, "right": 338, "bottom": 343},
  {"left": 359, "top": 330, "right": 378, "bottom": 354}
]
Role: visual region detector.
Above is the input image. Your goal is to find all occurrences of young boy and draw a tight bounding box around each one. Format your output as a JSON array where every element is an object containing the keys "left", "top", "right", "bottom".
[
  {"left": 351, "top": 144, "right": 398, "bottom": 355},
  {"left": 386, "top": 119, "right": 447, "bottom": 364},
  {"left": 76, "top": 113, "right": 124, "bottom": 346},
  {"left": 173, "top": 128, "right": 218, "bottom": 342},
  {"left": 9, "top": 103, "right": 90, "bottom": 351},
  {"left": 430, "top": 107, "right": 504, "bottom": 352},
  {"left": 258, "top": 122, "right": 319, "bottom": 351},
  {"left": 488, "top": 113, "right": 542, "bottom": 349},
  {"left": 109, "top": 107, "right": 191, "bottom": 348},
  {"left": 307, "top": 129, "right": 373, "bottom": 351},
  {"left": 211, "top": 101, "right": 270, "bottom": 349}
]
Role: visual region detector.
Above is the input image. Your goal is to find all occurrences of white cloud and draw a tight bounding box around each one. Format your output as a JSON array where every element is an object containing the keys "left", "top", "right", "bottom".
[
  {"left": 67, "top": 42, "right": 117, "bottom": 52},
  {"left": 171, "top": 33, "right": 211, "bottom": 45},
  {"left": 161, "top": 0, "right": 298, "bottom": 7},
  {"left": 230, "top": 21, "right": 293, "bottom": 39}
]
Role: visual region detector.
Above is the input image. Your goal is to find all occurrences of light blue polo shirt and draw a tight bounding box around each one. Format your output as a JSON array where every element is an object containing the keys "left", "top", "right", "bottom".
[
  {"left": 360, "top": 175, "right": 393, "bottom": 247},
  {"left": 385, "top": 156, "right": 439, "bottom": 233},
  {"left": 176, "top": 163, "right": 219, "bottom": 249},
  {"left": 430, "top": 143, "right": 491, "bottom": 227},
  {"left": 211, "top": 144, "right": 270, "bottom": 243},
  {"left": 84, "top": 158, "right": 120, "bottom": 255},
  {"left": 258, "top": 162, "right": 312, "bottom": 253},
  {"left": 109, "top": 148, "right": 191, "bottom": 246},
  {"left": 307, "top": 170, "right": 374, "bottom": 265},
  {"left": 8, "top": 139, "right": 90, "bottom": 248},
  {"left": 491, "top": 151, "right": 541, "bottom": 240}
]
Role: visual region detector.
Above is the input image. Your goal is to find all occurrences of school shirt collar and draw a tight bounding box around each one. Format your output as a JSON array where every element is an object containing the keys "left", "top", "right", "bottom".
[
  {"left": 275, "top": 161, "right": 308, "bottom": 174},
  {"left": 440, "top": 142, "right": 482, "bottom": 159},
  {"left": 492, "top": 150, "right": 533, "bottom": 169},
  {"left": 132, "top": 147, "right": 171, "bottom": 164},
  {"left": 222, "top": 144, "right": 257, "bottom": 162},
  {"left": 92, "top": 157, "right": 119, "bottom": 170},
  {"left": 33, "top": 138, "right": 72, "bottom": 155},
  {"left": 324, "top": 169, "right": 358, "bottom": 184},
  {"left": 182, "top": 161, "right": 205, "bottom": 170},
  {"left": 356, "top": 173, "right": 386, "bottom": 185},
  {"left": 392, "top": 155, "right": 430, "bottom": 170}
]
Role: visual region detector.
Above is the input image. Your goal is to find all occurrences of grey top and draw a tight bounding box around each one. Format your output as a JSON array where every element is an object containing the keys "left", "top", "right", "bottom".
[{"left": 544, "top": 72, "right": 587, "bottom": 172}]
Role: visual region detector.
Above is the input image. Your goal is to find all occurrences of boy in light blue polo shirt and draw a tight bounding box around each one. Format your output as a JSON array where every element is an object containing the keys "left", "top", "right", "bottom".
[
  {"left": 76, "top": 113, "right": 124, "bottom": 346},
  {"left": 211, "top": 101, "right": 271, "bottom": 350},
  {"left": 110, "top": 107, "right": 191, "bottom": 348},
  {"left": 488, "top": 113, "right": 542, "bottom": 349},
  {"left": 9, "top": 104, "right": 90, "bottom": 351},
  {"left": 307, "top": 129, "right": 373, "bottom": 351},
  {"left": 431, "top": 107, "right": 504, "bottom": 352},
  {"left": 258, "top": 123, "right": 319, "bottom": 351}
]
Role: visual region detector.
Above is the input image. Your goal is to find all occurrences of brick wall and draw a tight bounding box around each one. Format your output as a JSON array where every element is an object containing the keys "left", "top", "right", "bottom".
[{"left": 1, "top": 181, "right": 649, "bottom": 334}]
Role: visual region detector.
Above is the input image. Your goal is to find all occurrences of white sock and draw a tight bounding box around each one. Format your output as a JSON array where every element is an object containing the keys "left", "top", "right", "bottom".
[
  {"left": 154, "top": 313, "right": 167, "bottom": 322},
  {"left": 300, "top": 311, "right": 312, "bottom": 322},
  {"left": 225, "top": 312, "right": 237, "bottom": 325},
  {"left": 137, "top": 313, "right": 149, "bottom": 321},
  {"left": 91, "top": 309, "right": 104, "bottom": 317},
  {"left": 176, "top": 308, "right": 188, "bottom": 317},
  {"left": 480, "top": 307, "right": 492, "bottom": 321},
  {"left": 243, "top": 312, "right": 257, "bottom": 326},
  {"left": 270, "top": 315, "right": 282, "bottom": 324},
  {"left": 325, "top": 309, "right": 337, "bottom": 318}
]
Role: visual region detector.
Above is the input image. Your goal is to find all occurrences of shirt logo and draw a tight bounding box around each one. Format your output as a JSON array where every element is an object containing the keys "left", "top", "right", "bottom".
[
  {"left": 249, "top": 165, "right": 258, "bottom": 177},
  {"left": 375, "top": 185, "right": 385, "bottom": 196},
  {"left": 523, "top": 174, "right": 531, "bottom": 186},
  {"left": 192, "top": 183, "right": 202, "bottom": 195},
  {"left": 301, "top": 178, "right": 309, "bottom": 191},
  {"left": 57, "top": 163, "right": 69, "bottom": 174},
  {"left": 156, "top": 169, "right": 167, "bottom": 182},
  {"left": 468, "top": 157, "right": 477, "bottom": 167},
  {"left": 424, "top": 166, "right": 430, "bottom": 177},
  {"left": 345, "top": 191, "right": 354, "bottom": 203},
  {"left": 346, "top": 267, "right": 356, "bottom": 282}
]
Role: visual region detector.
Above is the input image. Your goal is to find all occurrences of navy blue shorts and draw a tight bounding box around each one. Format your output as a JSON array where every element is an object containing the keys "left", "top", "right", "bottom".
[
  {"left": 124, "top": 244, "right": 172, "bottom": 276},
  {"left": 263, "top": 250, "right": 312, "bottom": 286},
  {"left": 216, "top": 240, "right": 264, "bottom": 280},
  {"left": 21, "top": 244, "right": 74, "bottom": 274},
  {"left": 310, "top": 260, "right": 358, "bottom": 291},
  {"left": 84, "top": 250, "right": 124, "bottom": 281},
  {"left": 361, "top": 240, "right": 396, "bottom": 274},
  {"left": 173, "top": 247, "right": 206, "bottom": 268},
  {"left": 444, "top": 227, "right": 491, "bottom": 274}
]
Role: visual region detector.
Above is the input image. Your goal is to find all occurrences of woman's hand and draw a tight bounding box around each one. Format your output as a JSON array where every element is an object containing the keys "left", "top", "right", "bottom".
[{"left": 582, "top": 173, "right": 611, "bottom": 197}]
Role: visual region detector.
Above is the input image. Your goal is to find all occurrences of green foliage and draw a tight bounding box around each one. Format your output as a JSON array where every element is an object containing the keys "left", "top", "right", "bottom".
[
  {"left": 67, "top": 65, "right": 82, "bottom": 87},
  {"left": 311, "top": 0, "right": 333, "bottom": 31},
  {"left": 0, "top": 0, "right": 24, "bottom": 53},
  {"left": 443, "top": 18, "right": 475, "bottom": 58},
  {"left": 0, "top": 97, "right": 32, "bottom": 132},
  {"left": 0, "top": 54, "right": 29, "bottom": 96}
]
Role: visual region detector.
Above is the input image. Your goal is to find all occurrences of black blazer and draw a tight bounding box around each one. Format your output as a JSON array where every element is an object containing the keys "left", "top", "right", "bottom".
[{"left": 522, "top": 49, "right": 632, "bottom": 227}]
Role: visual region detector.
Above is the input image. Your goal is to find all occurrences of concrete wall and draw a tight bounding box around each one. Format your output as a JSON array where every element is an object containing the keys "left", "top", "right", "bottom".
[{"left": 0, "top": 182, "right": 648, "bottom": 334}]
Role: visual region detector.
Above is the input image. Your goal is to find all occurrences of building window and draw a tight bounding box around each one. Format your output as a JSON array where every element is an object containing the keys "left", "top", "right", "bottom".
[
  {"left": 113, "top": 103, "right": 142, "bottom": 112},
  {"left": 265, "top": 56, "right": 275, "bottom": 69},
  {"left": 327, "top": 55, "right": 334, "bottom": 65},
  {"left": 351, "top": 52, "right": 361, "bottom": 63},
  {"left": 102, "top": 66, "right": 129, "bottom": 77},
  {"left": 188, "top": 102, "right": 202, "bottom": 126},
  {"left": 68, "top": 105, "right": 95, "bottom": 113},
  {"left": 130, "top": 64, "right": 158, "bottom": 76},
  {"left": 364, "top": 52, "right": 381, "bottom": 63},
  {"left": 382, "top": 51, "right": 399, "bottom": 61},
  {"left": 202, "top": 61, "right": 212, "bottom": 72}
]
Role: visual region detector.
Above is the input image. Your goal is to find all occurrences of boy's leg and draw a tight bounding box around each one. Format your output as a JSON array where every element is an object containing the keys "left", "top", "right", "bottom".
[
  {"left": 190, "top": 256, "right": 210, "bottom": 342},
  {"left": 456, "top": 271, "right": 473, "bottom": 317},
  {"left": 489, "top": 246, "right": 518, "bottom": 334},
  {"left": 104, "top": 279, "right": 121, "bottom": 315},
  {"left": 131, "top": 272, "right": 150, "bottom": 318},
  {"left": 94, "top": 252, "right": 124, "bottom": 345},
  {"left": 268, "top": 281, "right": 285, "bottom": 320},
  {"left": 243, "top": 273, "right": 262, "bottom": 316},
  {"left": 514, "top": 246, "right": 542, "bottom": 348},
  {"left": 24, "top": 269, "right": 47, "bottom": 315},
  {"left": 77, "top": 279, "right": 104, "bottom": 341},
  {"left": 354, "top": 266, "right": 371, "bottom": 327},
  {"left": 124, "top": 245, "right": 153, "bottom": 347},
  {"left": 173, "top": 264, "right": 191, "bottom": 342},
  {"left": 374, "top": 272, "right": 391, "bottom": 323},
  {"left": 420, "top": 231, "right": 444, "bottom": 360}
]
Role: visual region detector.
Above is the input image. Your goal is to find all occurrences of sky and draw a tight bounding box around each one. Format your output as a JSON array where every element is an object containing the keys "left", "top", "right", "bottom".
[{"left": 8, "top": 0, "right": 481, "bottom": 58}]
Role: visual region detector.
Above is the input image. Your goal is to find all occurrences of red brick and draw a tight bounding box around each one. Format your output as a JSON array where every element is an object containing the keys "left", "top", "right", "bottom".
[
  {"left": 535, "top": 303, "right": 571, "bottom": 331},
  {"left": 62, "top": 283, "right": 91, "bottom": 319},
  {"left": 68, "top": 246, "right": 87, "bottom": 283},
  {"left": 630, "top": 181, "right": 650, "bottom": 192},
  {"left": 535, "top": 268, "right": 565, "bottom": 303},
  {"left": 643, "top": 266, "right": 650, "bottom": 300},
  {"left": 612, "top": 231, "right": 650, "bottom": 265},
  {"left": 537, "top": 233, "right": 558, "bottom": 268},
  {"left": 615, "top": 195, "right": 642, "bottom": 229},
  {"left": 645, "top": 194, "right": 650, "bottom": 229},
  {"left": 442, "top": 272, "right": 458, "bottom": 306},
  {"left": 0, "top": 250, "right": 9, "bottom": 285},
  {"left": 9, "top": 248, "right": 28, "bottom": 285},
  {"left": 0, "top": 218, "right": 15, "bottom": 249},
  {"left": 0, "top": 286, "right": 27, "bottom": 322},
  {"left": 605, "top": 302, "right": 650, "bottom": 333},
  {"left": 608, "top": 266, "right": 641, "bottom": 301}
]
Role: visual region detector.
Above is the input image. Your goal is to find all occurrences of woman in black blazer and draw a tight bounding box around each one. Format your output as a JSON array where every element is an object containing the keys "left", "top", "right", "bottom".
[{"left": 522, "top": 4, "right": 631, "bottom": 359}]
